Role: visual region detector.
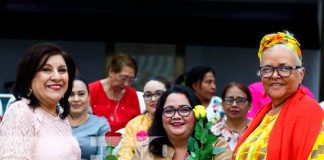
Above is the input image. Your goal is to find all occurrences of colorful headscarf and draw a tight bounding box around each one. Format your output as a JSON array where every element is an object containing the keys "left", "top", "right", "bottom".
[{"left": 257, "top": 31, "right": 302, "bottom": 61}]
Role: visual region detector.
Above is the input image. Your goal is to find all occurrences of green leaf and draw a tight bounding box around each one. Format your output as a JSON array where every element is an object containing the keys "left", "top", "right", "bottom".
[
  {"left": 188, "top": 137, "right": 197, "bottom": 152},
  {"left": 186, "top": 156, "right": 194, "bottom": 160},
  {"left": 105, "top": 155, "right": 117, "bottom": 160},
  {"left": 198, "top": 119, "right": 204, "bottom": 128},
  {"left": 194, "top": 127, "right": 203, "bottom": 142},
  {"left": 212, "top": 147, "right": 225, "bottom": 155},
  {"left": 200, "top": 130, "right": 207, "bottom": 143},
  {"left": 205, "top": 122, "right": 213, "bottom": 130},
  {"left": 206, "top": 134, "right": 217, "bottom": 144},
  {"left": 190, "top": 152, "right": 196, "bottom": 157},
  {"left": 201, "top": 144, "right": 213, "bottom": 158},
  {"left": 106, "top": 145, "right": 114, "bottom": 155},
  {"left": 188, "top": 119, "right": 224, "bottom": 160},
  {"left": 195, "top": 142, "right": 199, "bottom": 151}
]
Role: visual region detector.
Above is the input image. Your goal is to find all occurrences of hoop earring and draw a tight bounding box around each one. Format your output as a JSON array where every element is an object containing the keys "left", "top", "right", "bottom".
[{"left": 27, "top": 88, "right": 32, "bottom": 97}]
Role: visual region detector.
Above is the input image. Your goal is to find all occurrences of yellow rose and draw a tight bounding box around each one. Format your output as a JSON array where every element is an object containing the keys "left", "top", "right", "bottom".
[{"left": 192, "top": 105, "right": 207, "bottom": 119}]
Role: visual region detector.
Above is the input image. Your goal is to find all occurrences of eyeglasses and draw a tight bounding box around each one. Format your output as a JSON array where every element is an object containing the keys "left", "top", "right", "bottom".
[
  {"left": 224, "top": 97, "right": 247, "bottom": 106},
  {"left": 143, "top": 90, "right": 164, "bottom": 101},
  {"left": 162, "top": 105, "right": 193, "bottom": 118},
  {"left": 116, "top": 74, "right": 137, "bottom": 83},
  {"left": 258, "top": 65, "right": 302, "bottom": 78}
]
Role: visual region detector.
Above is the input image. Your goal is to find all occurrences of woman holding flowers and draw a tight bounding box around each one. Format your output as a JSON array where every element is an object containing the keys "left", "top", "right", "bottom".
[{"left": 132, "top": 85, "right": 231, "bottom": 160}]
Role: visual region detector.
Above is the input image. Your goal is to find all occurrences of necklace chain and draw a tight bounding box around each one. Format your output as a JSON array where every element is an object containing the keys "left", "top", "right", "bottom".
[
  {"left": 225, "top": 119, "right": 249, "bottom": 135},
  {"left": 104, "top": 79, "right": 124, "bottom": 121}
]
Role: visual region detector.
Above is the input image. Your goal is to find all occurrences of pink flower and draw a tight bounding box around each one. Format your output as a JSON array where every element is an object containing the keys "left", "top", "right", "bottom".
[{"left": 136, "top": 130, "right": 148, "bottom": 142}]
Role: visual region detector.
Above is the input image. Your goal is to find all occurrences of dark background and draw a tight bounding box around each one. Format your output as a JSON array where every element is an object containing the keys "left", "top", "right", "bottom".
[{"left": 0, "top": 0, "right": 323, "bottom": 101}]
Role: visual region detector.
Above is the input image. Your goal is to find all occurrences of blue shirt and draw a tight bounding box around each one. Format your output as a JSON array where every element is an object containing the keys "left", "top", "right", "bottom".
[{"left": 72, "top": 114, "right": 110, "bottom": 160}]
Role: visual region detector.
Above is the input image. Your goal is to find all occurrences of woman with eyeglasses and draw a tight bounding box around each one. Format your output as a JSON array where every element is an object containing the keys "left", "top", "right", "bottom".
[
  {"left": 233, "top": 31, "right": 324, "bottom": 160},
  {"left": 117, "top": 76, "right": 171, "bottom": 160},
  {"left": 89, "top": 53, "right": 141, "bottom": 137},
  {"left": 132, "top": 85, "right": 232, "bottom": 160},
  {"left": 211, "top": 82, "right": 251, "bottom": 151}
]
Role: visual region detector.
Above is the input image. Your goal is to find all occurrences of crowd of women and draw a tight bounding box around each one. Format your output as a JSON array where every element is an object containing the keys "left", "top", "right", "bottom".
[{"left": 0, "top": 30, "right": 324, "bottom": 160}]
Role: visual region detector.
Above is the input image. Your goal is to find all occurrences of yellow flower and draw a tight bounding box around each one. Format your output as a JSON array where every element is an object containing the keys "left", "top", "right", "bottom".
[{"left": 192, "top": 105, "right": 207, "bottom": 119}]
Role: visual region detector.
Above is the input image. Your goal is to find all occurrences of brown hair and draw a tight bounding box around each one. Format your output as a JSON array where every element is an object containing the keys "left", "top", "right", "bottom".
[
  {"left": 108, "top": 53, "right": 137, "bottom": 76},
  {"left": 13, "top": 42, "right": 76, "bottom": 119}
]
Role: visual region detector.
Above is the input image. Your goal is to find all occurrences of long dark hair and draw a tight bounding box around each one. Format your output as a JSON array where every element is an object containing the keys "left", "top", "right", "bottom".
[
  {"left": 13, "top": 42, "right": 76, "bottom": 119},
  {"left": 74, "top": 75, "right": 90, "bottom": 94},
  {"left": 148, "top": 85, "right": 201, "bottom": 157},
  {"left": 185, "top": 66, "right": 216, "bottom": 90}
]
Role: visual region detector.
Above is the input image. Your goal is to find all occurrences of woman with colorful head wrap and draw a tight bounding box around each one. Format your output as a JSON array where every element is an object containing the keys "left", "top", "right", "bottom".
[{"left": 233, "top": 31, "right": 324, "bottom": 160}]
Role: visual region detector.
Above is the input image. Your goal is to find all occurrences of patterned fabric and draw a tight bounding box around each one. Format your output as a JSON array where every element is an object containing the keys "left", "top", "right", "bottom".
[
  {"left": 118, "top": 113, "right": 152, "bottom": 160},
  {"left": 308, "top": 120, "right": 324, "bottom": 160},
  {"left": 89, "top": 80, "right": 141, "bottom": 137},
  {"left": 257, "top": 31, "right": 301, "bottom": 61},
  {"left": 0, "top": 99, "right": 81, "bottom": 160},
  {"left": 233, "top": 88, "right": 324, "bottom": 160},
  {"left": 211, "top": 120, "right": 250, "bottom": 151},
  {"left": 234, "top": 115, "right": 324, "bottom": 160},
  {"left": 207, "top": 96, "right": 225, "bottom": 124},
  {"left": 234, "top": 114, "right": 278, "bottom": 160}
]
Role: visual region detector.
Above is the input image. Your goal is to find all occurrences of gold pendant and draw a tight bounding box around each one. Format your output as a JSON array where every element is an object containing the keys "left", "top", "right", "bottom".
[{"left": 110, "top": 116, "right": 115, "bottom": 121}]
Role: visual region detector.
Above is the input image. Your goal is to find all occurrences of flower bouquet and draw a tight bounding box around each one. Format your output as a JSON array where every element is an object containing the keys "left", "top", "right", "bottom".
[{"left": 187, "top": 105, "right": 225, "bottom": 160}]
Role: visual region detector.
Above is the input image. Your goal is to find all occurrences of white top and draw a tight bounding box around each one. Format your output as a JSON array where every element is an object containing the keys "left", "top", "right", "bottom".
[
  {"left": 320, "top": 101, "right": 324, "bottom": 110},
  {"left": 136, "top": 91, "right": 146, "bottom": 114},
  {"left": 0, "top": 99, "right": 2, "bottom": 116}
]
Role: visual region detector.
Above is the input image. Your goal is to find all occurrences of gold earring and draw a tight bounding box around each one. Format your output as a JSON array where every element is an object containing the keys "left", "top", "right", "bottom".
[{"left": 27, "top": 88, "right": 32, "bottom": 97}]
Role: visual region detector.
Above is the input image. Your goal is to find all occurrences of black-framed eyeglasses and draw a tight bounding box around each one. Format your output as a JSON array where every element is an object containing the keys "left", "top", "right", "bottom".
[
  {"left": 162, "top": 105, "right": 193, "bottom": 118},
  {"left": 224, "top": 97, "right": 247, "bottom": 106},
  {"left": 258, "top": 65, "right": 302, "bottom": 78},
  {"left": 143, "top": 90, "right": 164, "bottom": 101},
  {"left": 116, "top": 74, "right": 137, "bottom": 83}
]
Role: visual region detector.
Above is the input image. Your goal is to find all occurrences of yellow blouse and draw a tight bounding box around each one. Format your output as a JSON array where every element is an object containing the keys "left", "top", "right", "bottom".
[
  {"left": 234, "top": 114, "right": 278, "bottom": 160},
  {"left": 308, "top": 119, "right": 324, "bottom": 160},
  {"left": 234, "top": 114, "right": 324, "bottom": 160},
  {"left": 117, "top": 113, "right": 152, "bottom": 160}
]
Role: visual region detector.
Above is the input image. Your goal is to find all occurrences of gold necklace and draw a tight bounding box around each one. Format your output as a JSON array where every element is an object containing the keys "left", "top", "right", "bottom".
[
  {"left": 39, "top": 106, "right": 58, "bottom": 117},
  {"left": 226, "top": 119, "right": 249, "bottom": 135},
  {"left": 104, "top": 79, "right": 125, "bottom": 122},
  {"left": 109, "top": 99, "right": 120, "bottom": 122}
]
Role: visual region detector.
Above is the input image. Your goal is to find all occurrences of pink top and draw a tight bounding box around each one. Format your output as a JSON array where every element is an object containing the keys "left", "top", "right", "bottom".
[
  {"left": 0, "top": 99, "right": 81, "bottom": 160},
  {"left": 247, "top": 81, "right": 315, "bottom": 118}
]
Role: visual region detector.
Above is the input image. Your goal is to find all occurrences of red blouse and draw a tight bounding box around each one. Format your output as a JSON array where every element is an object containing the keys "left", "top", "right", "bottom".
[{"left": 89, "top": 80, "right": 140, "bottom": 137}]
